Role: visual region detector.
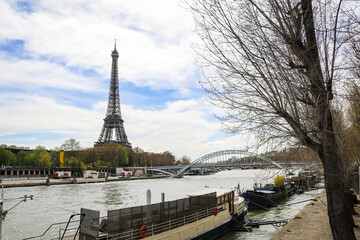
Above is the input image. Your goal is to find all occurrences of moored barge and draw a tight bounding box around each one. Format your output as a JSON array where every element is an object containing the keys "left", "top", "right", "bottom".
[
  {"left": 92, "top": 188, "right": 247, "bottom": 240},
  {"left": 241, "top": 182, "right": 295, "bottom": 210}
]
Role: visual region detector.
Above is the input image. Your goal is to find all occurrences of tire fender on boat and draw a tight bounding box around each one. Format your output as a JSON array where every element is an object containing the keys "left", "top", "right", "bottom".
[
  {"left": 214, "top": 207, "right": 218, "bottom": 216},
  {"left": 140, "top": 225, "right": 148, "bottom": 238}
]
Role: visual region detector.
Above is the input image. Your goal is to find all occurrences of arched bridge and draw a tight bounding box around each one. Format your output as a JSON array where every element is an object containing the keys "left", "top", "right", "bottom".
[{"left": 147, "top": 150, "right": 283, "bottom": 177}]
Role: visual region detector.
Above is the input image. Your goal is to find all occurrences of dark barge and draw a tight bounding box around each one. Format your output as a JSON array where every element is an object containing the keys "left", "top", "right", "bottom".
[{"left": 241, "top": 182, "right": 295, "bottom": 210}]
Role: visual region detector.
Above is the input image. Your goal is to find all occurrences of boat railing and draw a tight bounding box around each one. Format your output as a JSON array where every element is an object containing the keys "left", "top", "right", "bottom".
[
  {"left": 100, "top": 203, "right": 226, "bottom": 240},
  {"left": 22, "top": 220, "right": 78, "bottom": 240},
  {"left": 23, "top": 216, "right": 106, "bottom": 240}
]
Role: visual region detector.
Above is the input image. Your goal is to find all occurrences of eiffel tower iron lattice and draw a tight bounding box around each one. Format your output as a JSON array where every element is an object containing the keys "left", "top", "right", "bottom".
[{"left": 95, "top": 42, "right": 131, "bottom": 148}]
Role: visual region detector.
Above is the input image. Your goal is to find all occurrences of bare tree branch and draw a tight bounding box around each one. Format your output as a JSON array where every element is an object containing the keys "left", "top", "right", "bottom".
[{"left": 186, "top": 0, "right": 360, "bottom": 238}]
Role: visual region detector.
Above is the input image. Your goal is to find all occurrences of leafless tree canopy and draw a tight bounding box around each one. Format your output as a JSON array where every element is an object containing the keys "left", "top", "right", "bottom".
[
  {"left": 188, "top": 1, "right": 360, "bottom": 238},
  {"left": 189, "top": 0, "right": 359, "bottom": 149}
]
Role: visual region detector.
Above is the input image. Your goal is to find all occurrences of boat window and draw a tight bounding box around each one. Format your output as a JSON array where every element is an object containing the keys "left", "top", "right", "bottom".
[
  {"left": 225, "top": 195, "right": 228, "bottom": 201},
  {"left": 217, "top": 198, "right": 221, "bottom": 204}
]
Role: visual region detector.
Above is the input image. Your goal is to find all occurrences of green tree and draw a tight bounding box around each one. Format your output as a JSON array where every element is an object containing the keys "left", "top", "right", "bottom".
[
  {"left": 77, "top": 148, "right": 100, "bottom": 165},
  {"left": 0, "top": 148, "right": 16, "bottom": 166},
  {"left": 33, "top": 146, "right": 47, "bottom": 155},
  {"left": 31, "top": 146, "right": 52, "bottom": 167},
  {"left": 65, "top": 156, "right": 86, "bottom": 172},
  {"left": 126, "top": 147, "right": 136, "bottom": 167},
  {"left": 23, "top": 153, "right": 37, "bottom": 166},
  {"left": 16, "top": 150, "right": 27, "bottom": 167},
  {"left": 66, "top": 156, "right": 78, "bottom": 168},
  {"left": 50, "top": 151, "right": 60, "bottom": 167},
  {"left": 38, "top": 152, "right": 51, "bottom": 167},
  {"left": 95, "top": 160, "right": 108, "bottom": 168},
  {"left": 99, "top": 143, "right": 118, "bottom": 166},
  {"left": 117, "top": 145, "right": 129, "bottom": 167}
]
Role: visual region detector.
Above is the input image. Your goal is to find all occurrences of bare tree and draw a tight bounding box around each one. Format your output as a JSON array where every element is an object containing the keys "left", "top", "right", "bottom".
[
  {"left": 60, "top": 138, "right": 81, "bottom": 151},
  {"left": 187, "top": 0, "right": 359, "bottom": 239}
]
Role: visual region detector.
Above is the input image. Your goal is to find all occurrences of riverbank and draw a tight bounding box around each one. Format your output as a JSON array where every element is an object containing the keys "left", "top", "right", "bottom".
[
  {"left": 271, "top": 189, "right": 360, "bottom": 240},
  {"left": 1, "top": 175, "right": 169, "bottom": 188}
]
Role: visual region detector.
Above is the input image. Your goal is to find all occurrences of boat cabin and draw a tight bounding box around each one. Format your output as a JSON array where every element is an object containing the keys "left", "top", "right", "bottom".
[{"left": 188, "top": 188, "right": 236, "bottom": 215}]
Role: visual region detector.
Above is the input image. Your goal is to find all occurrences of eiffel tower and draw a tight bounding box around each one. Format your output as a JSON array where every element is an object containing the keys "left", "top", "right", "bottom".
[{"left": 95, "top": 42, "right": 131, "bottom": 148}]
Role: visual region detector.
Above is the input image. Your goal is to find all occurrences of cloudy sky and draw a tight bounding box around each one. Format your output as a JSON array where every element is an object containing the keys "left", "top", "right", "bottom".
[{"left": 0, "top": 0, "right": 257, "bottom": 160}]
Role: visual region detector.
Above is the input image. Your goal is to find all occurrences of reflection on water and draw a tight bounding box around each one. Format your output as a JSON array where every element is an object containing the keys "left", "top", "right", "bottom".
[
  {"left": 2, "top": 169, "right": 321, "bottom": 239},
  {"left": 96, "top": 183, "right": 126, "bottom": 206}
]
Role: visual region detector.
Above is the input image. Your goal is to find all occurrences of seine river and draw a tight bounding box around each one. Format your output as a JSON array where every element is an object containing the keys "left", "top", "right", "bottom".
[{"left": 1, "top": 169, "right": 321, "bottom": 239}]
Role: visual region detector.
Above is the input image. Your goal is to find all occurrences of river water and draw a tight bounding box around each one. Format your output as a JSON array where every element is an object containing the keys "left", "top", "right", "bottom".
[{"left": 2, "top": 169, "right": 321, "bottom": 239}]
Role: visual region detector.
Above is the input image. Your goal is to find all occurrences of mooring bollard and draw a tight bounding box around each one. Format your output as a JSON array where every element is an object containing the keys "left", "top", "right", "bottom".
[
  {"left": 46, "top": 175, "right": 50, "bottom": 186},
  {"left": 161, "top": 192, "right": 165, "bottom": 203}
]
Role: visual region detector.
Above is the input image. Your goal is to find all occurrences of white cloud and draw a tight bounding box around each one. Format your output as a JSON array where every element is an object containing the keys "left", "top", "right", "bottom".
[
  {"left": 0, "top": 92, "right": 253, "bottom": 159},
  {"left": 0, "top": 0, "right": 254, "bottom": 160},
  {"left": 124, "top": 99, "right": 254, "bottom": 159},
  {"left": 0, "top": 93, "right": 101, "bottom": 136},
  {"left": 0, "top": 53, "right": 104, "bottom": 92},
  {"left": 0, "top": 0, "right": 198, "bottom": 90}
]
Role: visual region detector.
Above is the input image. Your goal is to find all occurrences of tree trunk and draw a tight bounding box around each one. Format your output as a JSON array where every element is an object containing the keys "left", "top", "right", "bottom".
[
  {"left": 320, "top": 128, "right": 356, "bottom": 239},
  {"left": 301, "top": 0, "right": 356, "bottom": 236}
]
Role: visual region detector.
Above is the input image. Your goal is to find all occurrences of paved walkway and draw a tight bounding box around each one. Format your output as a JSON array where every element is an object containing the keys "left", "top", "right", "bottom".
[
  {"left": 0, "top": 175, "right": 169, "bottom": 188},
  {"left": 271, "top": 190, "right": 360, "bottom": 240},
  {"left": 2, "top": 178, "right": 72, "bottom": 187}
]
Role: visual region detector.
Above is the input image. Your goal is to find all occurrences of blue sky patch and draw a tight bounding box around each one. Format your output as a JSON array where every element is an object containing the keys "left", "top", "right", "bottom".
[
  {"left": 119, "top": 82, "right": 196, "bottom": 110},
  {"left": 15, "top": 1, "right": 35, "bottom": 13},
  {"left": 0, "top": 39, "right": 32, "bottom": 60},
  {"left": 0, "top": 132, "right": 64, "bottom": 146},
  {"left": 205, "top": 130, "right": 231, "bottom": 143},
  {"left": 65, "top": 66, "right": 103, "bottom": 80}
]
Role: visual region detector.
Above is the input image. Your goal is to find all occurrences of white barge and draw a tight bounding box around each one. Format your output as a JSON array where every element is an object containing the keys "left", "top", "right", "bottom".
[{"left": 91, "top": 188, "right": 247, "bottom": 240}]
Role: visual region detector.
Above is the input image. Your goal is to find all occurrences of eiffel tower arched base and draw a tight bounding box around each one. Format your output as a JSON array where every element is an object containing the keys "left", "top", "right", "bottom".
[{"left": 94, "top": 140, "right": 132, "bottom": 148}]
